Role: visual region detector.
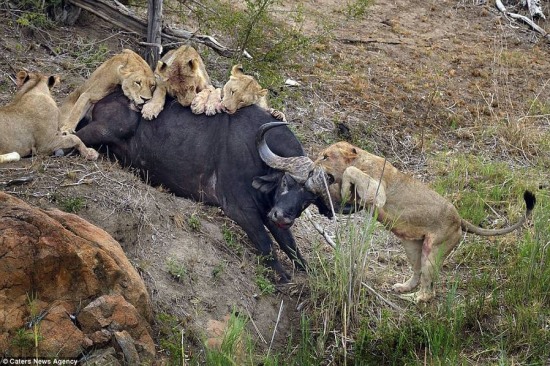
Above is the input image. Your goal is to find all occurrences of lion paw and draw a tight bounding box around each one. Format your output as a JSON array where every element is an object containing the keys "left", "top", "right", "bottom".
[
  {"left": 141, "top": 101, "right": 163, "bottom": 120},
  {"left": 397, "top": 291, "right": 434, "bottom": 303},
  {"left": 191, "top": 89, "right": 211, "bottom": 115},
  {"left": 392, "top": 280, "right": 418, "bottom": 294},
  {"left": 269, "top": 108, "right": 286, "bottom": 122},
  {"left": 60, "top": 128, "right": 75, "bottom": 135},
  {"left": 84, "top": 148, "right": 99, "bottom": 161}
]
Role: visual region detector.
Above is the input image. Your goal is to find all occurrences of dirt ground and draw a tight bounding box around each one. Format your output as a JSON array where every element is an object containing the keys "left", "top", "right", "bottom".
[{"left": 0, "top": 0, "right": 548, "bottom": 361}]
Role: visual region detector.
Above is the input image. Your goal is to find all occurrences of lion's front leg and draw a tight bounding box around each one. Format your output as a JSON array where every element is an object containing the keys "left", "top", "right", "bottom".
[
  {"left": 191, "top": 86, "right": 214, "bottom": 115},
  {"left": 268, "top": 108, "right": 286, "bottom": 122},
  {"left": 204, "top": 87, "right": 224, "bottom": 116},
  {"left": 341, "top": 166, "right": 386, "bottom": 208},
  {"left": 141, "top": 85, "right": 167, "bottom": 120},
  {"left": 60, "top": 96, "right": 93, "bottom": 134}
]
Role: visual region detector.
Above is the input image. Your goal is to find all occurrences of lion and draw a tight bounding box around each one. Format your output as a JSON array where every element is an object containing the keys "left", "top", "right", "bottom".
[
  {"left": 0, "top": 70, "right": 99, "bottom": 163},
  {"left": 307, "top": 141, "right": 535, "bottom": 303},
  {"left": 190, "top": 64, "right": 286, "bottom": 120},
  {"left": 59, "top": 49, "right": 155, "bottom": 133},
  {"left": 141, "top": 45, "right": 211, "bottom": 120}
]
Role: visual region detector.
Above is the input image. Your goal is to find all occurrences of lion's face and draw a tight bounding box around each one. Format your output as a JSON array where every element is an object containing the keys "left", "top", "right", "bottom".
[
  {"left": 314, "top": 142, "right": 358, "bottom": 184},
  {"left": 120, "top": 70, "right": 156, "bottom": 105},
  {"left": 155, "top": 46, "right": 210, "bottom": 107},
  {"left": 221, "top": 65, "right": 268, "bottom": 114}
]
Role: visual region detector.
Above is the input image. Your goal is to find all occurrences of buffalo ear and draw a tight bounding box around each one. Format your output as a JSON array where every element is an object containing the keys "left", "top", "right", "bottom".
[{"left": 252, "top": 172, "right": 282, "bottom": 193}]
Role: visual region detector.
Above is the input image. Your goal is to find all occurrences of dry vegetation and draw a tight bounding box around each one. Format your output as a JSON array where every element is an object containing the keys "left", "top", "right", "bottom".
[{"left": 1, "top": 0, "right": 549, "bottom": 364}]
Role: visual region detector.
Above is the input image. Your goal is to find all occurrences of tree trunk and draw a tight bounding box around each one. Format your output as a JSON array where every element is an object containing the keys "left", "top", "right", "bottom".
[{"left": 145, "top": 0, "right": 163, "bottom": 68}]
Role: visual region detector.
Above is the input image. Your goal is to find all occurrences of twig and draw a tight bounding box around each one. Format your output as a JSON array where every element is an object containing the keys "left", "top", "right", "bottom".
[
  {"left": 361, "top": 282, "right": 403, "bottom": 311},
  {"left": 304, "top": 208, "right": 336, "bottom": 248},
  {"left": 267, "top": 299, "right": 284, "bottom": 358},
  {"left": 337, "top": 37, "right": 402, "bottom": 45},
  {"left": 245, "top": 307, "right": 267, "bottom": 344}
]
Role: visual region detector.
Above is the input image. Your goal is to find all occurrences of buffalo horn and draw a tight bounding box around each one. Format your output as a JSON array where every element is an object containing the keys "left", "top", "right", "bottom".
[{"left": 256, "top": 122, "right": 314, "bottom": 183}]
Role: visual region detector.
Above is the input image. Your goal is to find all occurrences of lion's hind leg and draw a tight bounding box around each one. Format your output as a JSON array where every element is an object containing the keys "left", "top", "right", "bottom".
[
  {"left": 45, "top": 134, "right": 98, "bottom": 160},
  {"left": 393, "top": 239, "right": 422, "bottom": 295}
]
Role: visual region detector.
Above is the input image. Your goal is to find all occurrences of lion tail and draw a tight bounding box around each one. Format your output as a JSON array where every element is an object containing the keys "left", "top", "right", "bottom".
[{"left": 461, "top": 190, "right": 536, "bottom": 236}]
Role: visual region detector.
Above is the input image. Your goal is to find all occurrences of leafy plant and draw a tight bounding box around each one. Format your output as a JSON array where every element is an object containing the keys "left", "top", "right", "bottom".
[
  {"left": 59, "top": 196, "right": 86, "bottom": 213},
  {"left": 222, "top": 223, "right": 244, "bottom": 256},
  {"left": 166, "top": 257, "right": 188, "bottom": 283},
  {"left": 255, "top": 265, "right": 276, "bottom": 295},
  {"left": 187, "top": 213, "right": 201, "bottom": 232}
]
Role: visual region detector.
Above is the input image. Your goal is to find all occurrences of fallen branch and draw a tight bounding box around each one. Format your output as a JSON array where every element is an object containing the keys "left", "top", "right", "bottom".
[
  {"left": 304, "top": 208, "right": 336, "bottom": 248},
  {"left": 67, "top": 0, "right": 245, "bottom": 57},
  {"left": 524, "top": 0, "right": 546, "bottom": 19},
  {"left": 361, "top": 282, "right": 403, "bottom": 312},
  {"left": 337, "top": 38, "right": 402, "bottom": 45},
  {"left": 496, "top": 0, "right": 549, "bottom": 38}
]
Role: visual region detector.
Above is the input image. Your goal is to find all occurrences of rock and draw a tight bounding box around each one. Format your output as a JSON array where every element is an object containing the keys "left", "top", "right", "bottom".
[
  {"left": 0, "top": 192, "right": 154, "bottom": 361},
  {"left": 114, "top": 330, "right": 140, "bottom": 365},
  {"left": 78, "top": 294, "right": 156, "bottom": 359},
  {"left": 38, "top": 302, "right": 88, "bottom": 357},
  {"left": 81, "top": 347, "right": 122, "bottom": 366}
]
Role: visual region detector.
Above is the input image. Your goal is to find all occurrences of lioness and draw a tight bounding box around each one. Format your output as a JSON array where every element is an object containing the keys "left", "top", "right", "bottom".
[
  {"left": 59, "top": 49, "right": 155, "bottom": 133},
  {"left": 141, "top": 45, "right": 211, "bottom": 120},
  {"left": 307, "top": 141, "right": 535, "bottom": 302},
  {"left": 0, "top": 71, "right": 98, "bottom": 163},
  {"left": 191, "top": 64, "right": 286, "bottom": 120}
]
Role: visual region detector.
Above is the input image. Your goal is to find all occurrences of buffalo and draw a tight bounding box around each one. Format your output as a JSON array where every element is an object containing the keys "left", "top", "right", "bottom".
[{"left": 76, "top": 89, "right": 332, "bottom": 282}]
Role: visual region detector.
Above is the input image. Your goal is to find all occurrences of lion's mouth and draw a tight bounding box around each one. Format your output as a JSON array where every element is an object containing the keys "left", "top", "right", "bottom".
[{"left": 129, "top": 101, "right": 142, "bottom": 112}]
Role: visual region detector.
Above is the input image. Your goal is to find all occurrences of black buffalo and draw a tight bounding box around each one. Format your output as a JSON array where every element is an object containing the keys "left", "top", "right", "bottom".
[{"left": 76, "top": 90, "right": 331, "bottom": 282}]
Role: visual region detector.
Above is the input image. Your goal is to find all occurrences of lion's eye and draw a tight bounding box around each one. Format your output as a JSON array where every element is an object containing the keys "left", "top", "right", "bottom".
[
  {"left": 135, "top": 81, "right": 141, "bottom": 86},
  {"left": 231, "top": 90, "right": 235, "bottom": 95}
]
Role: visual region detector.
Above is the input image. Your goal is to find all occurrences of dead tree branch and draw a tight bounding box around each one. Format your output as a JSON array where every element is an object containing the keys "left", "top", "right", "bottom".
[
  {"left": 496, "top": 0, "right": 549, "bottom": 38},
  {"left": 67, "top": 0, "right": 243, "bottom": 57}
]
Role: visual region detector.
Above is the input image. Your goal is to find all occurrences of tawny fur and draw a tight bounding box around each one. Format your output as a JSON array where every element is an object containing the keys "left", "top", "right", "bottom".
[
  {"left": 142, "top": 45, "right": 211, "bottom": 120},
  {"left": 311, "top": 141, "right": 535, "bottom": 302},
  {"left": 191, "top": 64, "right": 286, "bottom": 120},
  {"left": 59, "top": 49, "right": 155, "bottom": 133},
  {"left": 0, "top": 71, "right": 98, "bottom": 163}
]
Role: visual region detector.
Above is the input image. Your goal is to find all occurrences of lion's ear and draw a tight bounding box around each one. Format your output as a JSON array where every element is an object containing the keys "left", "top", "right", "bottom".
[
  {"left": 16, "top": 71, "right": 29, "bottom": 88},
  {"left": 231, "top": 64, "right": 244, "bottom": 77},
  {"left": 259, "top": 88, "right": 268, "bottom": 97},
  {"left": 155, "top": 61, "right": 164, "bottom": 72},
  {"left": 117, "top": 64, "right": 130, "bottom": 78},
  {"left": 47, "top": 75, "right": 60, "bottom": 89}
]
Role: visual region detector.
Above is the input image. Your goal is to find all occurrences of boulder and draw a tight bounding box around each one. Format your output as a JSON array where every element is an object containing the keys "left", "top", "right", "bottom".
[{"left": 0, "top": 192, "right": 154, "bottom": 361}]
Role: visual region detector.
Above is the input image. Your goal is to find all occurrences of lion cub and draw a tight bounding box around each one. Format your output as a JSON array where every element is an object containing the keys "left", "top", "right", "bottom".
[
  {"left": 59, "top": 49, "right": 155, "bottom": 133},
  {"left": 141, "top": 45, "right": 211, "bottom": 120},
  {"left": 191, "top": 64, "right": 286, "bottom": 121},
  {"left": 0, "top": 71, "right": 98, "bottom": 163},
  {"left": 307, "top": 141, "right": 535, "bottom": 303}
]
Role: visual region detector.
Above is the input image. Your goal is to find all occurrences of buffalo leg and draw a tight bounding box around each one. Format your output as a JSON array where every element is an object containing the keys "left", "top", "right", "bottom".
[
  {"left": 265, "top": 220, "right": 306, "bottom": 271},
  {"left": 225, "top": 208, "right": 291, "bottom": 283}
]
